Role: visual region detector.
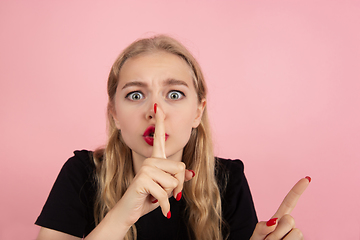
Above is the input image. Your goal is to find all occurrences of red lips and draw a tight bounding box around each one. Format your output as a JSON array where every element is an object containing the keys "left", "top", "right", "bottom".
[{"left": 142, "top": 126, "right": 169, "bottom": 146}]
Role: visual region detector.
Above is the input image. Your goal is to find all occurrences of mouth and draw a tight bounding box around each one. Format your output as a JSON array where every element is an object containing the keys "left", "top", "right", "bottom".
[{"left": 142, "top": 126, "right": 169, "bottom": 146}]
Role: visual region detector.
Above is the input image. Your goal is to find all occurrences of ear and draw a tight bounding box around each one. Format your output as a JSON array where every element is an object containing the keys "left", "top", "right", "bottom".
[{"left": 192, "top": 99, "right": 206, "bottom": 128}]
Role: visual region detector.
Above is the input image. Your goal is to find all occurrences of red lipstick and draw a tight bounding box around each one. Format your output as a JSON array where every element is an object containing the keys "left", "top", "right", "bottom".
[{"left": 143, "top": 126, "right": 169, "bottom": 146}]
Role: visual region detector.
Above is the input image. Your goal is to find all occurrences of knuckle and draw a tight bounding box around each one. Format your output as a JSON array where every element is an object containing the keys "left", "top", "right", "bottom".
[
  {"left": 282, "top": 214, "right": 295, "bottom": 227},
  {"left": 159, "top": 190, "right": 168, "bottom": 200},
  {"left": 177, "top": 162, "right": 186, "bottom": 172},
  {"left": 137, "top": 171, "right": 150, "bottom": 182},
  {"left": 170, "top": 178, "right": 179, "bottom": 189},
  {"left": 140, "top": 165, "right": 152, "bottom": 173},
  {"left": 255, "top": 222, "right": 269, "bottom": 236},
  {"left": 291, "top": 228, "right": 303, "bottom": 239},
  {"left": 163, "top": 178, "right": 178, "bottom": 192},
  {"left": 266, "top": 234, "right": 276, "bottom": 240}
]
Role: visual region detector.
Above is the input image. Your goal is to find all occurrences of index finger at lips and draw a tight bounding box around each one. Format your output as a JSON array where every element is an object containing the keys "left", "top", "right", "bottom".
[
  {"left": 272, "top": 177, "right": 311, "bottom": 219},
  {"left": 151, "top": 103, "right": 166, "bottom": 159}
]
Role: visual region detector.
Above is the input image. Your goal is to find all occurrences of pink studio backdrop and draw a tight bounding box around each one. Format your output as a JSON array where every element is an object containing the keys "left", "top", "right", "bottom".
[{"left": 1, "top": 1, "right": 359, "bottom": 239}]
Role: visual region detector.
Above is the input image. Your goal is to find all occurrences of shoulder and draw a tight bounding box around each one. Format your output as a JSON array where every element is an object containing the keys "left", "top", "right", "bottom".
[
  {"left": 215, "top": 157, "right": 258, "bottom": 238},
  {"left": 36, "top": 150, "right": 97, "bottom": 237},
  {"left": 215, "top": 157, "right": 245, "bottom": 193},
  {"left": 64, "top": 150, "right": 94, "bottom": 168},
  {"left": 53, "top": 150, "right": 96, "bottom": 195},
  {"left": 216, "top": 157, "right": 244, "bottom": 173},
  {"left": 61, "top": 150, "right": 95, "bottom": 176},
  {"left": 51, "top": 149, "right": 96, "bottom": 192}
]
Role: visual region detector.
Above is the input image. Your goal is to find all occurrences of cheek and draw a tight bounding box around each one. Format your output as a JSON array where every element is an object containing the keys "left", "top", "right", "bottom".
[
  {"left": 169, "top": 108, "right": 197, "bottom": 134},
  {"left": 121, "top": 113, "right": 141, "bottom": 127},
  {"left": 116, "top": 107, "right": 142, "bottom": 130},
  {"left": 118, "top": 115, "right": 142, "bottom": 147}
]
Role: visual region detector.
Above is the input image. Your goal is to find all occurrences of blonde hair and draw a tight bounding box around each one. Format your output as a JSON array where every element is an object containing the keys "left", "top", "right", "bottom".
[{"left": 93, "top": 35, "right": 223, "bottom": 240}]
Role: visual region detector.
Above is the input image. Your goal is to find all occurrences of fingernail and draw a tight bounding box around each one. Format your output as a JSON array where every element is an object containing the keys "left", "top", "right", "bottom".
[
  {"left": 167, "top": 211, "right": 171, "bottom": 219},
  {"left": 154, "top": 103, "right": 157, "bottom": 114},
  {"left": 152, "top": 199, "right": 158, "bottom": 204},
  {"left": 176, "top": 192, "right": 182, "bottom": 201},
  {"left": 189, "top": 170, "right": 195, "bottom": 178},
  {"left": 305, "top": 176, "right": 311, "bottom": 183},
  {"left": 266, "top": 218, "right": 278, "bottom": 226}
]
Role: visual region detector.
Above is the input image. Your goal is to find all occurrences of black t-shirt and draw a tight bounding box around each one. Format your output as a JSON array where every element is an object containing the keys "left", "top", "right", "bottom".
[{"left": 35, "top": 150, "right": 258, "bottom": 239}]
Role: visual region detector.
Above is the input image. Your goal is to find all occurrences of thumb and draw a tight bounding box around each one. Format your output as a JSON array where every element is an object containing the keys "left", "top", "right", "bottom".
[{"left": 250, "top": 218, "right": 278, "bottom": 240}]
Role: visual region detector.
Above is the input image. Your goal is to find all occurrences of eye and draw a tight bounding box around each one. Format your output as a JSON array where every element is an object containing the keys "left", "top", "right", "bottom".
[
  {"left": 167, "top": 90, "right": 184, "bottom": 100},
  {"left": 126, "top": 91, "right": 144, "bottom": 101}
]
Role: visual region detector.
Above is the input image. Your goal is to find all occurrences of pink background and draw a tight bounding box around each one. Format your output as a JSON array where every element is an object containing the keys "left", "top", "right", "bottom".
[{"left": 1, "top": 1, "right": 359, "bottom": 239}]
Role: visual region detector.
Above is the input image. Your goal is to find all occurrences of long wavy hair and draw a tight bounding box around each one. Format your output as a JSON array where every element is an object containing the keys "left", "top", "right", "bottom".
[{"left": 93, "top": 35, "right": 223, "bottom": 240}]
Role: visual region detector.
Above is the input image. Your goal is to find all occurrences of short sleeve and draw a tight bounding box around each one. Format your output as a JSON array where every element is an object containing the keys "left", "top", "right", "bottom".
[
  {"left": 217, "top": 158, "right": 258, "bottom": 240},
  {"left": 35, "top": 150, "right": 96, "bottom": 238}
]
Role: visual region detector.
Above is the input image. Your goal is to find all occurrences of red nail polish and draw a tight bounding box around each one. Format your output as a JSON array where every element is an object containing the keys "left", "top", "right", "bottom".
[
  {"left": 189, "top": 170, "right": 195, "bottom": 178},
  {"left": 266, "top": 218, "right": 278, "bottom": 226},
  {"left": 154, "top": 103, "right": 157, "bottom": 114},
  {"left": 152, "top": 199, "right": 158, "bottom": 204},
  {"left": 167, "top": 211, "right": 171, "bottom": 219},
  {"left": 306, "top": 176, "right": 312, "bottom": 183},
  {"left": 176, "top": 192, "right": 182, "bottom": 201}
]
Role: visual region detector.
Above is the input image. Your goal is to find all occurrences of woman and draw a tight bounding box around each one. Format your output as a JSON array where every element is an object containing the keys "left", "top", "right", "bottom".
[{"left": 36, "top": 35, "right": 309, "bottom": 240}]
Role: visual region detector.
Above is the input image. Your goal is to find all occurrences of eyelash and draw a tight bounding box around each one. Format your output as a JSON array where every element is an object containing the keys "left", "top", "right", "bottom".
[
  {"left": 125, "top": 90, "right": 185, "bottom": 101},
  {"left": 167, "top": 90, "right": 185, "bottom": 100},
  {"left": 125, "top": 91, "right": 144, "bottom": 101}
]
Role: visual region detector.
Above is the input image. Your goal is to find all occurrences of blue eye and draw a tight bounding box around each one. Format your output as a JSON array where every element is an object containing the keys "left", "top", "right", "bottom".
[
  {"left": 126, "top": 91, "right": 144, "bottom": 101},
  {"left": 168, "top": 91, "right": 184, "bottom": 100}
]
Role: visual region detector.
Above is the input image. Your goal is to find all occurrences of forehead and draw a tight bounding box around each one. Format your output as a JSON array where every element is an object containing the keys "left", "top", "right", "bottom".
[{"left": 118, "top": 51, "right": 195, "bottom": 86}]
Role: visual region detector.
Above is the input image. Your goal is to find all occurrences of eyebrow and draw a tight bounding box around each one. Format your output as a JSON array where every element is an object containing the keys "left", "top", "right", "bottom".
[
  {"left": 121, "top": 81, "right": 146, "bottom": 89},
  {"left": 163, "top": 78, "right": 189, "bottom": 87},
  {"left": 121, "top": 78, "right": 189, "bottom": 90}
]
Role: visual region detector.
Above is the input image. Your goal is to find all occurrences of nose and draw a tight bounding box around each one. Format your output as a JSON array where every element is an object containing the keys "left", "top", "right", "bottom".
[{"left": 146, "top": 102, "right": 156, "bottom": 120}]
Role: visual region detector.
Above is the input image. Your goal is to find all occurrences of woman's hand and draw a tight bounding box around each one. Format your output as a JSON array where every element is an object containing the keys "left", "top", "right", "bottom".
[
  {"left": 250, "top": 177, "right": 311, "bottom": 240},
  {"left": 114, "top": 104, "right": 194, "bottom": 226},
  {"left": 85, "top": 104, "right": 194, "bottom": 240}
]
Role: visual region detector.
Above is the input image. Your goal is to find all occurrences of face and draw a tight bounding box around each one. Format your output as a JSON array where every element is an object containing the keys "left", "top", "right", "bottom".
[{"left": 111, "top": 51, "right": 205, "bottom": 167}]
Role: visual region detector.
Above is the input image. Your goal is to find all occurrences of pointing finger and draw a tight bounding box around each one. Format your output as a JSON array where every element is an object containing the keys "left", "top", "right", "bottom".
[
  {"left": 272, "top": 176, "right": 311, "bottom": 219},
  {"left": 151, "top": 103, "right": 166, "bottom": 159}
]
